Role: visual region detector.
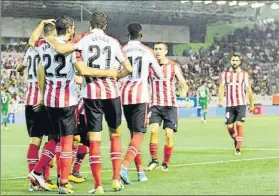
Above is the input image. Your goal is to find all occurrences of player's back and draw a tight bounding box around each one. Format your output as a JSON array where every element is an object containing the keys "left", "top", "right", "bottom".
[
  {"left": 39, "top": 37, "right": 77, "bottom": 108},
  {"left": 197, "top": 86, "right": 208, "bottom": 99},
  {"left": 74, "top": 29, "right": 126, "bottom": 100},
  {"left": 23, "top": 45, "right": 41, "bottom": 105},
  {"left": 121, "top": 41, "right": 157, "bottom": 105}
]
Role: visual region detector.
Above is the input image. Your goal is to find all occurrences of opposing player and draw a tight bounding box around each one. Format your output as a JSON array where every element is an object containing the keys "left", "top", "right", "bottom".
[
  {"left": 27, "top": 16, "right": 118, "bottom": 194},
  {"left": 218, "top": 53, "right": 254, "bottom": 155},
  {"left": 120, "top": 23, "right": 164, "bottom": 184},
  {"left": 146, "top": 42, "right": 188, "bottom": 172},
  {"left": 197, "top": 81, "right": 211, "bottom": 124},
  {"left": 1, "top": 86, "right": 11, "bottom": 130},
  {"left": 16, "top": 21, "right": 57, "bottom": 191},
  {"left": 44, "top": 11, "right": 132, "bottom": 194}
]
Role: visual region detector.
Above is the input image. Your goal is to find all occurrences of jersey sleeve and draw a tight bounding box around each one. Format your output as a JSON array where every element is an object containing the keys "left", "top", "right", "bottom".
[
  {"left": 244, "top": 72, "right": 250, "bottom": 88},
  {"left": 174, "top": 63, "right": 185, "bottom": 81},
  {"left": 70, "top": 34, "right": 87, "bottom": 64},
  {"left": 149, "top": 53, "right": 164, "bottom": 80},
  {"left": 22, "top": 48, "right": 31, "bottom": 67},
  {"left": 115, "top": 41, "right": 127, "bottom": 63}
]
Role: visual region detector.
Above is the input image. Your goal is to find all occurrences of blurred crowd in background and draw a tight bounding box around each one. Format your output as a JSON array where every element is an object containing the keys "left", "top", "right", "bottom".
[{"left": 1, "top": 21, "right": 279, "bottom": 111}]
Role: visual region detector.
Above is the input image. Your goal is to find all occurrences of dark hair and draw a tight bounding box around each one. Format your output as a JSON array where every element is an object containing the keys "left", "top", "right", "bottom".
[
  {"left": 56, "top": 16, "right": 74, "bottom": 36},
  {"left": 230, "top": 52, "right": 242, "bottom": 60},
  {"left": 154, "top": 42, "right": 168, "bottom": 50},
  {"left": 43, "top": 23, "right": 56, "bottom": 36},
  {"left": 127, "top": 22, "right": 142, "bottom": 40},
  {"left": 89, "top": 11, "right": 107, "bottom": 29},
  {"left": 201, "top": 81, "right": 206, "bottom": 85}
]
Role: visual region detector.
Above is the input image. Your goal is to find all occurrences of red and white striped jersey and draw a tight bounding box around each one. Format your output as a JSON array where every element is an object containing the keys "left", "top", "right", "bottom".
[
  {"left": 150, "top": 59, "right": 185, "bottom": 107},
  {"left": 22, "top": 46, "right": 41, "bottom": 105},
  {"left": 72, "top": 29, "right": 127, "bottom": 100},
  {"left": 220, "top": 68, "right": 250, "bottom": 107},
  {"left": 37, "top": 36, "right": 78, "bottom": 108},
  {"left": 121, "top": 41, "right": 164, "bottom": 105}
]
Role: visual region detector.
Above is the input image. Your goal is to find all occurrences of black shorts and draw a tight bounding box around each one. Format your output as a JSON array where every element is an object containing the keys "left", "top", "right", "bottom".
[
  {"left": 25, "top": 105, "right": 50, "bottom": 138},
  {"left": 123, "top": 103, "right": 148, "bottom": 134},
  {"left": 78, "top": 114, "right": 89, "bottom": 147},
  {"left": 83, "top": 97, "right": 122, "bottom": 132},
  {"left": 149, "top": 106, "right": 178, "bottom": 132},
  {"left": 45, "top": 105, "right": 77, "bottom": 137},
  {"left": 225, "top": 105, "right": 246, "bottom": 125}
]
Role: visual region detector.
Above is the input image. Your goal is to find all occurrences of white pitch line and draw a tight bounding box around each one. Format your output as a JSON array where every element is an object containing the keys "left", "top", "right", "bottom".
[
  {"left": 2, "top": 156, "right": 279, "bottom": 180},
  {"left": 1, "top": 145, "right": 279, "bottom": 151}
]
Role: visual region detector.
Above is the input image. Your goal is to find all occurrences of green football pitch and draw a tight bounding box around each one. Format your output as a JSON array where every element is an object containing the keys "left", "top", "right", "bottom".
[{"left": 1, "top": 116, "right": 279, "bottom": 195}]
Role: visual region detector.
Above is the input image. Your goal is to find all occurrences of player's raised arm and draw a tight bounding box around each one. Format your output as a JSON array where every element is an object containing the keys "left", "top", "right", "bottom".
[
  {"left": 29, "top": 19, "right": 55, "bottom": 47},
  {"left": 75, "top": 75, "right": 83, "bottom": 85},
  {"left": 175, "top": 63, "right": 188, "bottom": 97},
  {"left": 218, "top": 72, "right": 225, "bottom": 107},
  {"left": 74, "top": 61, "right": 117, "bottom": 78},
  {"left": 245, "top": 72, "right": 254, "bottom": 112}
]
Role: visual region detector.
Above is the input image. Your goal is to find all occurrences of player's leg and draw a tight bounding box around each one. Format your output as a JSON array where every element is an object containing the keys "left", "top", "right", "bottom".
[
  {"left": 161, "top": 107, "right": 178, "bottom": 171},
  {"left": 202, "top": 102, "right": 208, "bottom": 124},
  {"left": 58, "top": 106, "right": 76, "bottom": 194},
  {"left": 234, "top": 105, "right": 246, "bottom": 155},
  {"left": 72, "top": 144, "right": 88, "bottom": 179},
  {"left": 121, "top": 103, "right": 148, "bottom": 184},
  {"left": 28, "top": 106, "right": 58, "bottom": 191},
  {"left": 1, "top": 105, "right": 8, "bottom": 129},
  {"left": 103, "top": 97, "right": 123, "bottom": 191},
  {"left": 25, "top": 105, "right": 43, "bottom": 191},
  {"left": 84, "top": 98, "right": 104, "bottom": 194},
  {"left": 225, "top": 107, "right": 237, "bottom": 151}
]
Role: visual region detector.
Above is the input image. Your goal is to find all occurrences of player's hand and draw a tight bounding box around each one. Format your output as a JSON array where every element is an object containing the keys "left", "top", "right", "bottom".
[
  {"left": 41, "top": 19, "right": 56, "bottom": 26},
  {"left": 217, "top": 101, "right": 223, "bottom": 107},
  {"left": 249, "top": 104, "right": 255, "bottom": 113}
]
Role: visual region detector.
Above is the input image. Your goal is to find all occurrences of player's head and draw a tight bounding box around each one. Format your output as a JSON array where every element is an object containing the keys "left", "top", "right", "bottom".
[
  {"left": 43, "top": 23, "right": 56, "bottom": 37},
  {"left": 154, "top": 42, "right": 168, "bottom": 61},
  {"left": 56, "top": 16, "right": 75, "bottom": 39},
  {"left": 127, "top": 22, "right": 143, "bottom": 40},
  {"left": 89, "top": 11, "right": 107, "bottom": 31},
  {"left": 230, "top": 52, "right": 242, "bottom": 70},
  {"left": 201, "top": 81, "right": 207, "bottom": 86}
]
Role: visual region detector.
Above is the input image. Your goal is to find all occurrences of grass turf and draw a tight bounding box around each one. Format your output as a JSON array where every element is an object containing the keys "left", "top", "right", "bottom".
[{"left": 1, "top": 115, "right": 279, "bottom": 195}]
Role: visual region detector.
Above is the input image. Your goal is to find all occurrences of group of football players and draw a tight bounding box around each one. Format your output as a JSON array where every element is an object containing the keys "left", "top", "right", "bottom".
[{"left": 16, "top": 11, "right": 188, "bottom": 194}]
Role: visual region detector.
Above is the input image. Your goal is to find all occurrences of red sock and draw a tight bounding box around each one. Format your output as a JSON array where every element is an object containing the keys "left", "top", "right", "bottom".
[
  {"left": 135, "top": 151, "right": 143, "bottom": 172},
  {"left": 89, "top": 141, "right": 102, "bottom": 188},
  {"left": 110, "top": 136, "right": 122, "bottom": 180},
  {"left": 27, "top": 144, "right": 40, "bottom": 172},
  {"left": 123, "top": 133, "right": 144, "bottom": 168},
  {"left": 72, "top": 144, "right": 78, "bottom": 165},
  {"left": 227, "top": 126, "right": 236, "bottom": 140},
  {"left": 236, "top": 124, "right": 244, "bottom": 150},
  {"left": 43, "top": 164, "right": 51, "bottom": 180},
  {"left": 60, "top": 135, "right": 73, "bottom": 184},
  {"left": 73, "top": 145, "right": 87, "bottom": 173},
  {"left": 55, "top": 142, "right": 61, "bottom": 176},
  {"left": 34, "top": 139, "right": 56, "bottom": 174},
  {"left": 149, "top": 143, "right": 158, "bottom": 160},
  {"left": 163, "top": 145, "right": 173, "bottom": 165}
]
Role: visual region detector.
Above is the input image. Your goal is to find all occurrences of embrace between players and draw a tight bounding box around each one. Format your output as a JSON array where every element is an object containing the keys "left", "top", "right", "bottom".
[{"left": 16, "top": 10, "right": 253, "bottom": 195}]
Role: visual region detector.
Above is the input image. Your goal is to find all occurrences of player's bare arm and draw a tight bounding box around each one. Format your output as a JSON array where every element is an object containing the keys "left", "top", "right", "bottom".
[
  {"left": 16, "top": 58, "right": 26, "bottom": 72},
  {"left": 74, "top": 61, "right": 117, "bottom": 78},
  {"left": 29, "top": 19, "right": 55, "bottom": 47},
  {"left": 37, "top": 61, "right": 45, "bottom": 107},
  {"left": 75, "top": 75, "right": 83, "bottom": 85},
  {"left": 44, "top": 35, "right": 75, "bottom": 54},
  {"left": 178, "top": 78, "right": 189, "bottom": 98},
  {"left": 247, "top": 74, "right": 255, "bottom": 112},
  {"left": 218, "top": 73, "right": 225, "bottom": 107},
  {"left": 117, "top": 59, "right": 132, "bottom": 78}
]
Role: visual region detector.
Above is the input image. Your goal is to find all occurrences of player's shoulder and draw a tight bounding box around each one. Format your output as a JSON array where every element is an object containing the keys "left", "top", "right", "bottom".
[
  {"left": 169, "top": 59, "right": 180, "bottom": 67},
  {"left": 35, "top": 39, "right": 46, "bottom": 47},
  {"left": 139, "top": 43, "right": 155, "bottom": 54},
  {"left": 104, "top": 33, "right": 121, "bottom": 46},
  {"left": 69, "top": 32, "right": 91, "bottom": 44}
]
